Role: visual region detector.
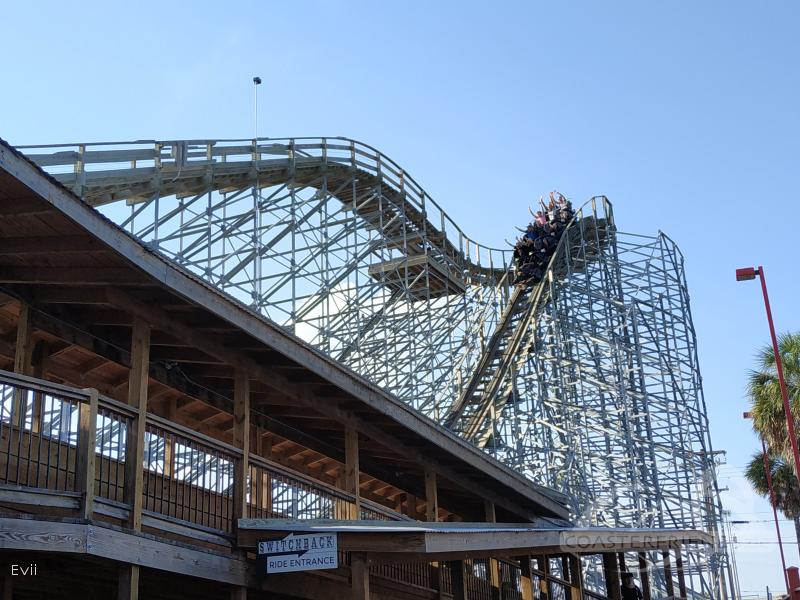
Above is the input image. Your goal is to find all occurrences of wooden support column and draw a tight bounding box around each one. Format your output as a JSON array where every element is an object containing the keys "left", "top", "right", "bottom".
[
  {"left": 230, "top": 586, "right": 247, "bottom": 600},
  {"left": 255, "top": 428, "right": 272, "bottom": 517},
  {"left": 484, "top": 499, "right": 496, "bottom": 523},
  {"left": 257, "top": 427, "right": 272, "bottom": 459},
  {"left": 662, "top": 550, "right": 675, "bottom": 599},
  {"left": 233, "top": 369, "right": 250, "bottom": 523},
  {"left": 404, "top": 493, "right": 418, "bottom": 520},
  {"left": 568, "top": 555, "right": 583, "bottom": 600},
  {"left": 448, "top": 561, "right": 466, "bottom": 600},
  {"left": 351, "top": 552, "right": 370, "bottom": 600},
  {"left": 518, "top": 556, "right": 534, "bottom": 600},
  {"left": 163, "top": 397, "right": 176, "bottom": 477},
  {"left": 253, "top": 427, "right": 273, "bottom": 517},
  {"left": 13, "top": 303, "right": 33, "bottom": 374},
  {"left": 424, "top": 467, "right": 444, "bottom": 599},
  {"left": 345, "top": 427, "right": 360, "bottom": 519},
  {"left": 124, "top": 317, "right": 150, "bottom": 531},
  {"left": 618, "top": 552, "right": 627, "bottom": 575},
  {"left": 536, "top": 556, "right": 550, "bottom": 600},
  {"left": 425, "top": 468, "right": 438, "bottom": 522},
  {"left": 12, "top": 302, "right": 33, "bottom": 427},
  {"left": 603, "top": 553, "right": 621, "bottom": 600},
  {"left": 118, "top": 564, "right": 139, "bottom": 600},
  {"left": 638, "top": 553, "right": 652, "bottom": 600},
  {"left": 675, "top": 546, "right": 687, "bottom": 600},
  {"left": 30, "top": 341, "right": 49, "bottom": 433},
  {"left": 484, "top": 501, "right": 501, "bottom": 600},
  {"left": 76, "top": 388, "right": 99, "bottom": 519}
]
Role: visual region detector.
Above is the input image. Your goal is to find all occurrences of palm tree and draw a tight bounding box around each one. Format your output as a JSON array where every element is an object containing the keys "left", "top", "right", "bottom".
[
  {"left": 745, "top": 451, "right": 800, "bottom": 554},
  {"left": 748, "top": 333, "right": 800, "bottom": 461},
  {"left": 746, "top": 333, "right": 800, "bottom": 556}
]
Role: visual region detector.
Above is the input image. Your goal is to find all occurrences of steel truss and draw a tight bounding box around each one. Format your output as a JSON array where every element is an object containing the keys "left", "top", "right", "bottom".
[{"left": 21, "top": 138, "right": 736, "bottom": 598}]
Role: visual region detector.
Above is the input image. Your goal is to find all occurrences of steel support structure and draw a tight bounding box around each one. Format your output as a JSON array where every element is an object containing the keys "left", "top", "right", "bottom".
[{"left": 20, "top": 138, "right": 736, "bottom": 598}]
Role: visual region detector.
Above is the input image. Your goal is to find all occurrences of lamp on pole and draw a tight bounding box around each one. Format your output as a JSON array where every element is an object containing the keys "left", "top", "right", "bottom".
[
  {"left": 736, "top": 265, "right": 800, "bottom": 486},
  {"left": 743, "top": 411, "right": 789, "bottom": 593},
  {"left": 253, "top": 76, "right": 262, "bottom": 142}
]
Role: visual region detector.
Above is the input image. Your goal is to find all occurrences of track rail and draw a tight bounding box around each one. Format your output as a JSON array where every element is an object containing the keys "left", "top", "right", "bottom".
[{"left": 444, "top": 200, "right": 612, "bottom": 444}]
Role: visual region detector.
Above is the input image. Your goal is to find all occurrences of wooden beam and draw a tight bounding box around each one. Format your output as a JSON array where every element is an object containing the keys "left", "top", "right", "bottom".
[
  {"left": 675, "top": 545, "right": 687, "bottom": 600},
  {"left": 537, "top": 556, "right": 550, "bottom": 600},
  {"left": 350, "top": 552, "right": 369, "bottom": 600},
  {"left": 29, "top": 287, "right": 111, "bottom": 304},
  {"left": 12, "top": 301, "right": 34, "bottom": 427},
  {"left": 425, "top": 468, "right": 438, "bottom": 522},
  {"left": 425, "top": 468, "right": 442, "bottom": 598},
  {"left": 603, "top": 553, "right": 621, "bottom": 600},
  {"left": 14, "top": 302, "right": 33, "bottom": 375},
  {"left": 484, "top": 501, "right": 500, "bottom": 600},
  {"left": 662, "top": 550, "right": 675, "bottom": 599},
  {"left": 1, "top": 573, "right": 11, "bottom": 599},
  {"left": 448, "top": 561, "right": 466, "bottom": 600},
  {"left": 345, "top": 427, "right": 360, "bottom": 518},
  {"left": 163, "top": 397, "right": 176, "bottom": 477},
  {"left": 230, "top": 586, "right": 247, "bottom": 600},
  {"left": 638, "top": 552, "right": 652, "bottom": 600},
  {"left": 0, "top": 516, "right": 253, "bottom": 585},
  {"left": 0, "top": 196, "right": 52, "bottom": 216},
  {"left": 568, "top": 554, "right": 583, "bottom": 600},
  {"left": 76, "top": 388, "right": 99, "bottom": 518},
  {"left": 233, "top": 369, "right": 250, "bottom": 523},
  {"left": 0, "top": 235, "right": 109, "bottom": 255},
  {"left": 0, "top": 267, "right": 152, "bottom": 285},
  {"left": 518, "top": 556, "right": 534, "bottom": 600},
  {"left": 117, "top": 564, "right": 139, "bottom": 600},
  {"left": 484, "top": 500, "right": 496, "bottom": 524},
  {"left": 30, "top": 339, "right": 49, "bottom": 433},
  {"left": 124, "top": 317, "right": 150, "bottom": 531},
  {"left": 403, "top": 493, "right": 419, "bottom": 520}
]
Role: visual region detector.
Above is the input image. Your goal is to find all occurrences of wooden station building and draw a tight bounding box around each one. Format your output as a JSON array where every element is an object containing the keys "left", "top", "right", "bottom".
[{"left": 0, "top": 139, "right": 706, "bottom": 599}]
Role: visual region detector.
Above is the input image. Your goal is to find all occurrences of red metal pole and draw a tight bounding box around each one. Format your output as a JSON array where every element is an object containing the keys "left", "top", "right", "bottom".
[
  {"left": 761, "top": 436, "right": 790, "bottom": 594},
  {"left": 757, "top": 266, "right": 800, "bottom": 486}
]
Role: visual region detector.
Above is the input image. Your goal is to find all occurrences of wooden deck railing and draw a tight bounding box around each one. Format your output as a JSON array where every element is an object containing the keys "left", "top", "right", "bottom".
[{"left": 0, "top": 368, "right": 406, "bottom": 536}]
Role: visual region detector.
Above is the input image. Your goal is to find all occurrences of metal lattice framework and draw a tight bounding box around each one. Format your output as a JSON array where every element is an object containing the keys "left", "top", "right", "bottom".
[{"left": 20, "top": 138, "right": 736, "bottom": 598}]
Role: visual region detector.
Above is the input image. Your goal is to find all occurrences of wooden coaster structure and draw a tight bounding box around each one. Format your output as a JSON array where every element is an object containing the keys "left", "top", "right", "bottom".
[{"left": 16, "top": 137, "right": 738, "bottom": 598}]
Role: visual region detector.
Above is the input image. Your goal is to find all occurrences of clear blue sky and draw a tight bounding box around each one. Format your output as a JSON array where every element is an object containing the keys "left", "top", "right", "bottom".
[{"left": 2, "top": 0, "right": 798, "bottom": 594}]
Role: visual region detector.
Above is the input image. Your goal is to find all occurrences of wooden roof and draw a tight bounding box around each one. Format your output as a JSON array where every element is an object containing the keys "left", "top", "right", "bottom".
[
  {"left": 237, "top": 519, "right": 712, "bottom": 560},
  {"left": 0, "top": 139, "right": 568, "bottom": 521}
]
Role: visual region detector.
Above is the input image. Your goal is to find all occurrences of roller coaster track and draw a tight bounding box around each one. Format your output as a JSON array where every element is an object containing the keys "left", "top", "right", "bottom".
[
  {"left": 24, "top": 138, "right": 503, "bottom": 289},
  {"left": 445, "top": 211, "right": 610, "bottom": 445}
]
